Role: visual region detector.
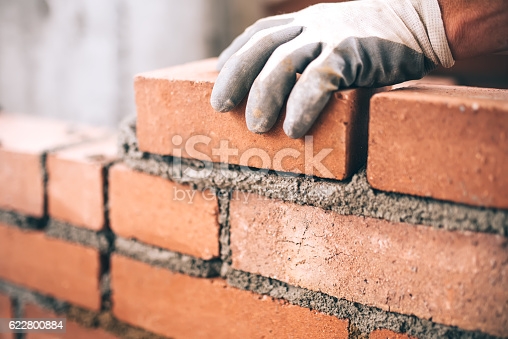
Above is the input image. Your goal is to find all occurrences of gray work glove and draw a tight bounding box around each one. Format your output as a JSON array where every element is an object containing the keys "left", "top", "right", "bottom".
[{"left": 211, "top": 0, "right": 454, "bottom": 138}]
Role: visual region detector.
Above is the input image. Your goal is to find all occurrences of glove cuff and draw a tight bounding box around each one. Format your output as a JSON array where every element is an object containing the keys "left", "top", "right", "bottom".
[
  {"left": 391, "top": 0, "right": 455, "bottom": 68},
  {"left": 410, "top": 0, "right": 455, "bottom": 68}
]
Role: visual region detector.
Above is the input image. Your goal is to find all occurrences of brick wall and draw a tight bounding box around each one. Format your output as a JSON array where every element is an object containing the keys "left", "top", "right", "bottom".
[{"left": 0, "top": 58, "right": 507, "bottom": 339}]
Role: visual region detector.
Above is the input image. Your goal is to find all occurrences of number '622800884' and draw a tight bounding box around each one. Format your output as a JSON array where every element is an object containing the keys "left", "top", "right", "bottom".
[{"left": 0, "top": 318, "right": 66, "bottom": 333}]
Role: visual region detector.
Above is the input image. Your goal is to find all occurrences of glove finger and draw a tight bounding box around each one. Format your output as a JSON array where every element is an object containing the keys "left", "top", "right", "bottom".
[
  {"left": 246, "top": 36, "right": 321, "bottom": 133},
  {"left": 284, "top": 49, "right": 346, "bottom": 139},
  {"left": 211, "top": 25, "right": 303, "bottom": 113},
  {"left": 217, "top": 14, "right": 295, "bottom": 71}
]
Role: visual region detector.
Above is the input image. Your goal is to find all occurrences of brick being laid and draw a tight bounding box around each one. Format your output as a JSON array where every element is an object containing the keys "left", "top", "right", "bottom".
[
  {"left": 368, "top": 85, "right": 508, "bottom": 209},
  {"left": 229, "top": 193, "right": 508, "bottom": 337},
  {"left": 134, "top": 58, "right": 382, "bottom": 180}
]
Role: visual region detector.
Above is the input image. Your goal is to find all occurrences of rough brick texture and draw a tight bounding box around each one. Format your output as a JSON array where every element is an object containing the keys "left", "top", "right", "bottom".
[
  {"left": 135, "top": 58, "right": 381, "bottom": 180},
  {"left": 368, "top": 85, "right": 508, "bottom": 209},
  {"left": 24, "top": 304, "right": 118, "bottom": 339},
  {"left": 0, "top": 150, "right": 43, "bottom": 217},
  {"left": 370, "top": 329, "right": 416, "bottom": 339},
  {"left": 109, "top": 164, "right": 220, "bottom": 259},
  {"left": 0, "top": 113, "right": 108, "bottom": 217},
  {"left": 0, "top": 223, "right": 101, "bottom": 310},
  {"left": 0, "top": 294, "right": 12, "bottom": 339},
  {"left": 111, "top": 254, "right": 349, "bottom": 339},
  {"left": 47, "top": 136, "right": 117, "bottom": 230},
  {"left": 229, "top": 194, "right": 508, "bottom": 337}
]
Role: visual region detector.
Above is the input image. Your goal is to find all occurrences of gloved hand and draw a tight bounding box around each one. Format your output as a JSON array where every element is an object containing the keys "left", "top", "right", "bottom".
[{"left": 211, "top": 0, "right": 454, "bottom": 138}]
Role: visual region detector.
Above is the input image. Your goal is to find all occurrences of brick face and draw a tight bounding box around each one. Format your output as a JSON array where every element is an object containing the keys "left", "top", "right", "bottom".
[
  {"left": 47, "top": 136, "right": 117, "bottom": 230},
  {"left": 229, "top": 194, "right": 508, "bottom": 337},
  {"left": 0, "top": 150, "right": 44, "bottom": 217},
  {"left": 111, "top": 254, "right": 349, "bottom": 339},
  {"left": 0, "top": 113, "right": 109, "bottom": 217},
  {"left": 109, "top": 164, "right": 220, "bottom": 259},
  {"left": 24, "top": 304, "right": 118, "bottom": 339},
  {"left": 368, "top": 85, "right": 508, "bottom": 209},
  {"left": 0, "top": 223, "right": 101, "bottom": 310},
  {"left": 135, "top": 58, "right": 381, "bottom": 180},
  {"left": 0, "top": 294, "right": 13, "bottom": 339}
]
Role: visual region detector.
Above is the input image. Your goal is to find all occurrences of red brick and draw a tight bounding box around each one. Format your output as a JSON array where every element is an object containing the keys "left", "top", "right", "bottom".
[
  {"left": 0, "top": 223, "right": 101, "bottom": 310},
  {"left": 229, "top": 194, "right": 508, "bottom": 337},
  {"left": 111, "top": 254, "right": 348, "bottom": 339},
  {"left": 47, "top": 136, "right": 117, "bottom": 230},
  {"left": 0, "top": 113, "right": 109, "bottom": 217},
  {"left": 24, "top": 304, "right": 118, "bottom": 339},
  {"left": 368, "top": 85, "right": 508, "bottom": 209},
  {"left": 0, "top": 294, "right": 13, "bottom": 339},
  {"left": 370, "top": 329, "right": 416, "bottom": 339},
  {"left": 0, "top": 150, "right": 43, "bottom": 217},
  {"left": 109, "top": 164, "right": 220, "bottom": 259},
  {"left": 135, "top": 58, "right": 381, "bottom": 180}
]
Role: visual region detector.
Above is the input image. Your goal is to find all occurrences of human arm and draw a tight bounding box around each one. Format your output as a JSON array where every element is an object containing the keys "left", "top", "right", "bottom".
[
  {"left": 438, "top": 0, "right": 508, "bottom": 59},
  {"left": 211, "top": 0, "right": 508, "bottom": 138}
]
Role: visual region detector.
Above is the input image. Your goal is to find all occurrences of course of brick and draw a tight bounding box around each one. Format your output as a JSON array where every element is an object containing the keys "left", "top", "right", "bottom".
[
  {"left": 0, "top": 114, "right": 108, "bottom": 217},
  {"left": 368, "top": 85, "right": 508, "bottom": 209},
  {"left": 1, "top": 65, "right": 507, "bottom": 339}
]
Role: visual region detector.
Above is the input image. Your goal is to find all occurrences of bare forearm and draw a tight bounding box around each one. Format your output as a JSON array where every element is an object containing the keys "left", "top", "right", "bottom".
[{"left": 438, "top": 0, "right": 508, "bottom": 59}]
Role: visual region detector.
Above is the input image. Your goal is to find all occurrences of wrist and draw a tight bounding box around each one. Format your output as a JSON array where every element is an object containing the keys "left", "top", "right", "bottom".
[{"left": 438, "top": 0, "right": 508, "bottom": 59}]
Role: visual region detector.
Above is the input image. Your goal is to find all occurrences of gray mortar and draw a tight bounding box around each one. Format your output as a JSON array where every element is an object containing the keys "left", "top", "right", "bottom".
[
  {"left": 99, "top": 272, "right": 112, "bottom": 311},
  {"left": 46, "top": 219, "right": 110, "bottom": 252},
  {"left": 224, "top": 268, "right": 502, "bottom": 339},
  {"left": 115, "top": 237, "right": 221, "bottom": 278},
  {"left": 218, "top": 190, "right": 232, "bottom": 264},
  {"left": 0, "top": 209, "right": 45, "bottom": 230},
  {"left": 119, "top": 116, "right": 508, "bottom": 236},
  {"left": 1, "top": 213, "right": 112, "bottom": 253},
  {"left": 0, "top": 280, "right": 69, "bottom": 315}
]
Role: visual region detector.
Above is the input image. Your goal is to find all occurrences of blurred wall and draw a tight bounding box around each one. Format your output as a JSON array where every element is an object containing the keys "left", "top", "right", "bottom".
[{"left": 0, "top": 0, "right": 264, "bottom": 127}]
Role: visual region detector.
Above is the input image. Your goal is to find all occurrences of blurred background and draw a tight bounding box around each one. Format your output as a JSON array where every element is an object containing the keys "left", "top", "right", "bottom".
[{"left": 1, "top": 0, "right": 507, "bottom": 128}]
